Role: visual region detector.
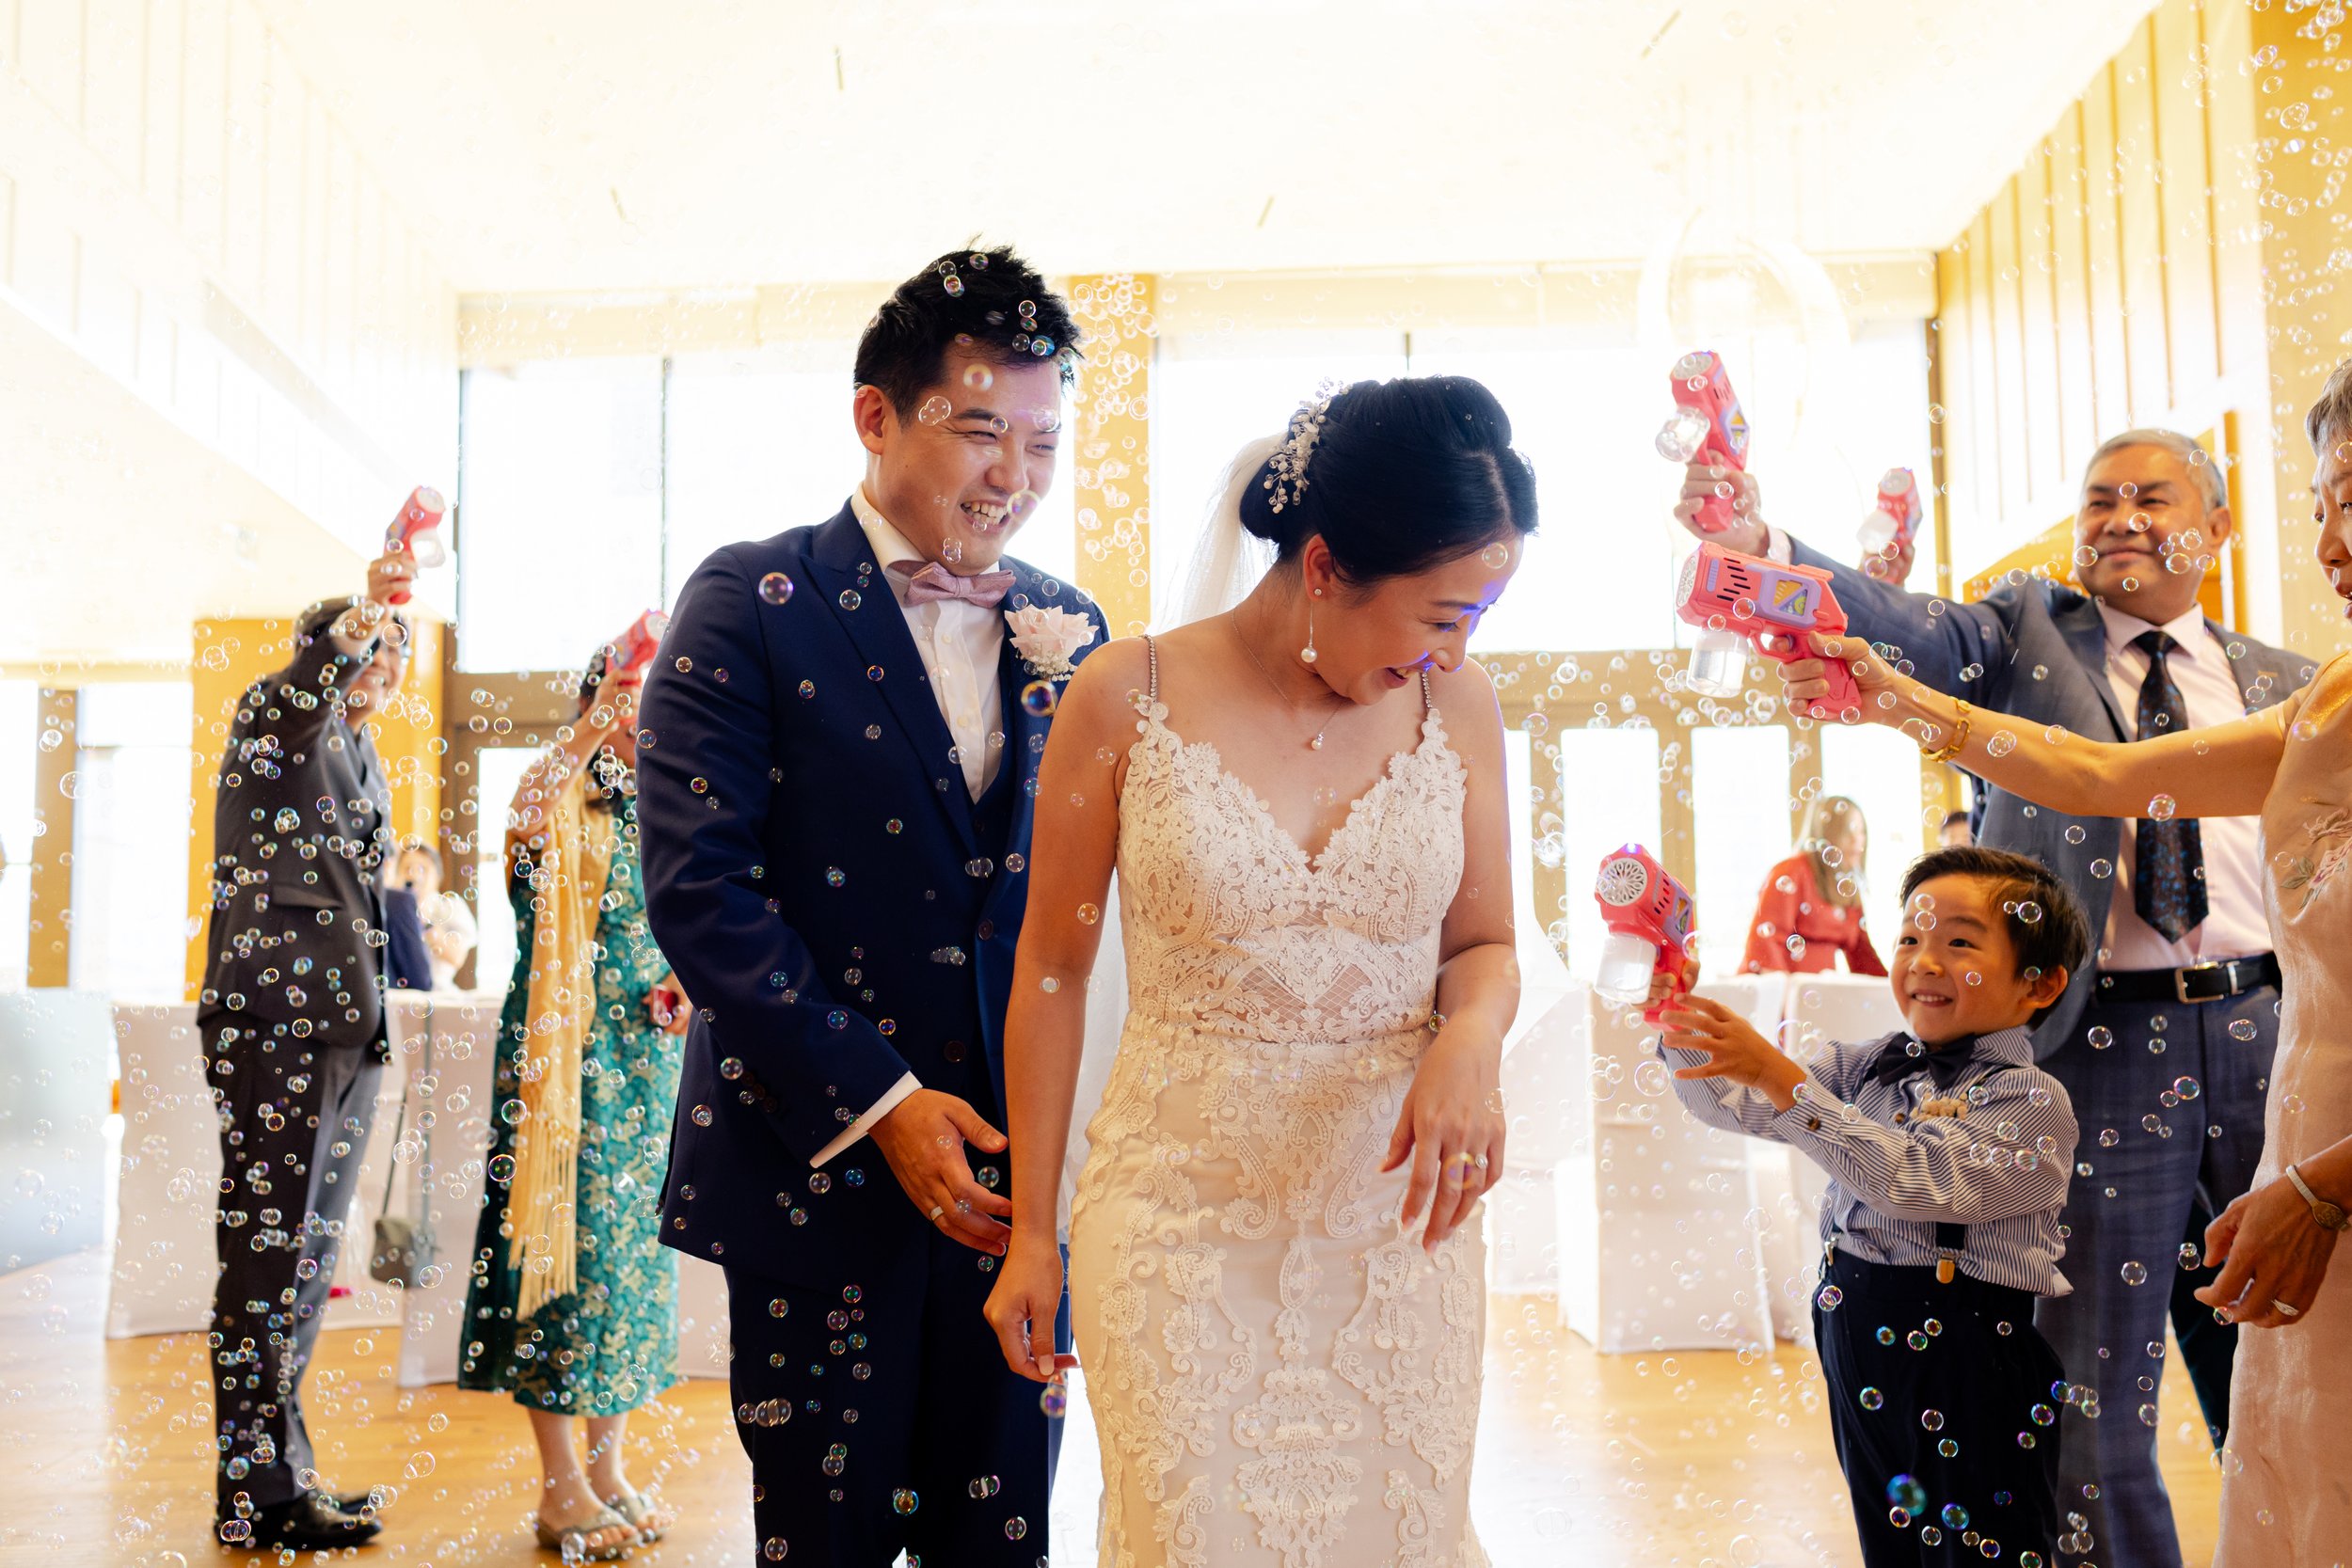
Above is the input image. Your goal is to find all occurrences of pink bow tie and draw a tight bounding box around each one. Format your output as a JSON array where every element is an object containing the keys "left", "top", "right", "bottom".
[{"left": 893, "top": 559, "right": 1015, "bottom": 609}]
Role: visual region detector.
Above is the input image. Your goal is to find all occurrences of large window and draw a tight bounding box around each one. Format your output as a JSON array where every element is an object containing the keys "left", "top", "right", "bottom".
[
  {"left": 459, "top": 360, "right": 665, "bottom": 673},
  {"left": 1146, "top": 320, "right": 1933, "bottom": 652},
  {"left": 1150, "top": 331, "right": 1410, "bottom": 626},
  {"left": 461, "top": 353, "right": 1084, "bottom": 671}
]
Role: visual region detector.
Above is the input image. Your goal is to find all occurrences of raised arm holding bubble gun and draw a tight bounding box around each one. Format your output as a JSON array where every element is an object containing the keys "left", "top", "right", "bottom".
[
  {"left": 1857, "top": 467, "right": 1923, "bottom": 585},
  {"left": 1656, "top": 350, "right": 1752, "bottom": 533},
  {"left": 1674, "top": 418, "right": 2312, "bottom": 1568},
  {"left": 383, "top": 486, "right": 447, "bottom": 605}
]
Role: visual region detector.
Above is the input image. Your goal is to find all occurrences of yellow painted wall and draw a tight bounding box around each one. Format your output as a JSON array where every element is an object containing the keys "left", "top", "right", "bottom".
[
  {"left": 1066, "top": 275, "right": 1155, "bottom": 639},
  {"left": 1930, "top": 0, "right": 2352, "bottom": 663},
  {"left": 183, "top": 615, "right": 444, "bottom": 997}
]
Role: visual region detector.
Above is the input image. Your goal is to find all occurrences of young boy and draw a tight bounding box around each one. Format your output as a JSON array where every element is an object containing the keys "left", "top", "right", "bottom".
[{"left": 1654, "top": 846, "right": 2090, "bottom": 1567}]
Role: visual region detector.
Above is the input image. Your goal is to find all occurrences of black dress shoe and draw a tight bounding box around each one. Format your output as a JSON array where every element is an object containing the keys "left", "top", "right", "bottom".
[{"left": 239, "top": 1493, "right": 384, "bottom": 1548}]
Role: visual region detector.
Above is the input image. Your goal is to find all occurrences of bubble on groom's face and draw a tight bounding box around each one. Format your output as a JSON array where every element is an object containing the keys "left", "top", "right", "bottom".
[{"left": 867, "top": 350, "right": 1065, "bottom": 573}]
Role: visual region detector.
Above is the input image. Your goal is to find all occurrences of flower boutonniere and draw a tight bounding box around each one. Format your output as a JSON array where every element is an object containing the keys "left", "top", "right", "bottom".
[
  {"left": 1005, "top": 604, "right": 1097, "bottom": 683},
  {"left": 1916, "top": 1096, "right": 1970, "bottom": 1120}
]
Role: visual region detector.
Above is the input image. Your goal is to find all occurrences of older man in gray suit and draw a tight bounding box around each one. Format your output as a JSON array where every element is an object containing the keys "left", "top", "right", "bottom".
[{"left": 1678, "top": 431, "right": 2312, "bottom": 1568}]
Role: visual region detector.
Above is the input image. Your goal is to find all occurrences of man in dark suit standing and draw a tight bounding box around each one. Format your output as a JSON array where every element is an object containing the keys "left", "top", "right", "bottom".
[
  {"left": 638, "top": 245, "right": 1097, "bottom": 1566},
  {"left": 202, "top": 549, "right": 415, "bottom": 1550},
  {"left": 1677, "top": 431, "right": 2312, "bottom": 1568}
]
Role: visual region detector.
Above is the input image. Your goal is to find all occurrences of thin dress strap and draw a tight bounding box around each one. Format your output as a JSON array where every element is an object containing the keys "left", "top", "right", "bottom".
[
  {"left": 1144, "top": 634, "right": 1160, "bottom": 703},
  {"left": 1420, "top": 666, "right": 1435, "bottom": 717}
]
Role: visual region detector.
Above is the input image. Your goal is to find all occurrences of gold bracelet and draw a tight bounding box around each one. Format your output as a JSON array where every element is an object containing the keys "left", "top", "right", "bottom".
[{"left": 1919, "top": 699, "right": 1972, "bottom": 765}]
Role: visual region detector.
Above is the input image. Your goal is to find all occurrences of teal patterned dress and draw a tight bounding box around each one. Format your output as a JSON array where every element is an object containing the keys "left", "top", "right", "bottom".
[{"left": 458, "top": 790, "right": 683, "bottom": 1416}]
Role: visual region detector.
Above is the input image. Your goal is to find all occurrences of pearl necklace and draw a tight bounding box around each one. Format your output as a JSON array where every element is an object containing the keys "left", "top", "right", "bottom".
[{"left": 1233, "top": 607, "right": 1344, "bottom": 751}]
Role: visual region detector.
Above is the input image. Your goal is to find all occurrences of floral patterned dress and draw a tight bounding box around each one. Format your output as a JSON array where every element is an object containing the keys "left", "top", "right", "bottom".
[{"left": 458, "top": 792, "right": 683, "bottom": 1416}]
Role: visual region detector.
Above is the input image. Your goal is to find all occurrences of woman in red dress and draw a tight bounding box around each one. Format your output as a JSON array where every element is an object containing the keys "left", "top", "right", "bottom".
[{"left": 1740, "top": 794, "right": 1886, "bottom": 976}]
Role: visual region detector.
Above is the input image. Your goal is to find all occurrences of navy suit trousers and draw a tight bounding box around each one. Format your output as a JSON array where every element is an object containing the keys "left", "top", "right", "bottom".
[{"left": 2036, "top": 987, "right": 2277, "bottom": 1568}]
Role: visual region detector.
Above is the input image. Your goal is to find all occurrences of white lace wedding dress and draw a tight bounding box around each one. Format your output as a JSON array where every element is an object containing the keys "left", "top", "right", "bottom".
[{"left": 1067, "top": 637, "right": 1488, "bottom": 1568}]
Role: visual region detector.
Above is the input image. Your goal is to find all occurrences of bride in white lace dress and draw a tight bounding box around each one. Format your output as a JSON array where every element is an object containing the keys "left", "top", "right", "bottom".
[{"left": 984, "top": 377, "right": 1535, "bottom": 1568}]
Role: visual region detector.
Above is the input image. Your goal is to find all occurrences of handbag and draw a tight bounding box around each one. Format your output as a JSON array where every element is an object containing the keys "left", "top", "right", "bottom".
[{"left": 370, "top": 1000, "right": 437, "bottom": 1288}]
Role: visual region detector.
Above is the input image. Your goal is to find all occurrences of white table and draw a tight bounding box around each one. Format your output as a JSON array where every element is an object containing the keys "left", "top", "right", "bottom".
[
  {"left": 108, "top": 1000, "right": 405, "bottom": 1336},
  {"left": 103, "top": 993, "right": 728, "bottom": 1382},
  {"left": 1547, "top": 977, "right": 1779, "bottom": 1354}
]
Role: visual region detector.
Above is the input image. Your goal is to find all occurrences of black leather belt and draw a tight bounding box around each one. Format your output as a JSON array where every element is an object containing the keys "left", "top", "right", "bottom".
[{"left": 2094, "top": 954, "right": 2280, "bottom": 1006}]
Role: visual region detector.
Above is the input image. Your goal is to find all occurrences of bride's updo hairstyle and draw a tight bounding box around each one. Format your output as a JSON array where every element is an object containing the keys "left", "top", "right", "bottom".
[{"left": 1237, "top": 376, "right": 1538, "bottom": 585}]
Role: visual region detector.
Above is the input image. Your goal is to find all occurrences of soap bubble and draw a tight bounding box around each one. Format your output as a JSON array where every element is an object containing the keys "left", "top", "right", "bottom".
[
  {"left": 2121, "top": 1260, "right": 2149, "bottom": 1286},
  {"left": 2148, "top": 794, "right": 2177, "bottom": 821},
  {"left": 758, "top": 573, "right": 795, "bottom": 606},
  {"left": 2228, "top": 1019, "right": 2257, "bottom": 1041},
  {"left": 1021, "top": 682, "right": 1058, "bottom": 718},
  {"left": 1859, "top": 1386, "right": 1884, "bottom": 1410},
  {"left": 1886, "top": 1475, "right": 1928, "bottom": 1513}
]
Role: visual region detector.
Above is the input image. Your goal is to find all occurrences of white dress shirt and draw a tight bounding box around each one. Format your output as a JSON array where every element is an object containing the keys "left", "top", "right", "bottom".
[
  {"left": 1759, "top": 528, "right": 2265, "bottom": 968},
  {"left": 812, "top": 487, "right": 1010, "bottom": 1167},
  {"left": 2093, "top": 602, "right": 2267, "bottom": 969}
]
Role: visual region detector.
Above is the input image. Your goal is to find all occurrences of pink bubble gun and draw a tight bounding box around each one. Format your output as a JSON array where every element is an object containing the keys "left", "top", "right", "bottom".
[
  {"left": 383, "top": 486, "right": 447, "bottom": 605},
  {"left": 1655, "top": 351, "right": 1751, "bottom": 533},
  {"left": 1857, "top": 467, "right": 1922, "bottom": 557},
  {"left": 1675, "top": 539, "right": 1862, "bottom": 718},
  {"left": 1593, "top": 846, "right": 1695, "bottom": 1021},
  {"left": 611, "top": 610, "right": 671, "bottom": 677}
]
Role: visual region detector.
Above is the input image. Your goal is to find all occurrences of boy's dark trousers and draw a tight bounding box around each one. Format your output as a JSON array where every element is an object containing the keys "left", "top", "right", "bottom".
[{"left": 1812, "top": 1250, "right": 2064, "bottom": 1567}]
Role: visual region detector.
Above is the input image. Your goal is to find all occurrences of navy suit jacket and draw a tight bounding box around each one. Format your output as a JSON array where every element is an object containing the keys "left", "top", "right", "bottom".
[
  {"left": 1788, "top": 536, "right": 2313, "bottom": 1057},
  {"left": 636, "top": 505, "right": 1100, "bottom": 1282}
]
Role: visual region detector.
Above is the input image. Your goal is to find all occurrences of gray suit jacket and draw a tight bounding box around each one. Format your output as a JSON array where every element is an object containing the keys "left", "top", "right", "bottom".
[
  {"left": 199, "top": 628, "right": 396, "bottom": 1055},
  {"left": 1788, "top": 536, "right": 2314, "bottom": 1057}
]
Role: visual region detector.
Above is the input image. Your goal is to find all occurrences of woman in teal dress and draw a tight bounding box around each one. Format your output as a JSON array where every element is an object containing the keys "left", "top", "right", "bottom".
[{"left": 460, "top": 641, "right": 685, "bottom": 1560}]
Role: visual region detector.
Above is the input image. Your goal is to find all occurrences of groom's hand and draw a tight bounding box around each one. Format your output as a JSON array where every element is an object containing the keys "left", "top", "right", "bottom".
[{"left": 871, "top": 1088, "right": 1013, "bottom": 1253}]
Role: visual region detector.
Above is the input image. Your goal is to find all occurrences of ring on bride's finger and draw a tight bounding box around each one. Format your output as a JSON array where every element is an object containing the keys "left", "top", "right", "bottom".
[
  {"left": 1474, "top": 1153, "right": 1490, "bottom": 1171},
  {"left": 929, "top": 1204, "right": 946, "bottom": 1223},
  {"left": 2278, "top": 1300, "right": 2302, "bottom": 1318}
]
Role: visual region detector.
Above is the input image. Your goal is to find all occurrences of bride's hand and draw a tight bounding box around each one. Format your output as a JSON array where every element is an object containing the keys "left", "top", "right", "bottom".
[
  {"left": 983, "top": 1234, "right": 1067, "bottom": 1383},
  {"left": 1383, "top": 1030, "right": 1506, "bottom": 1252}
]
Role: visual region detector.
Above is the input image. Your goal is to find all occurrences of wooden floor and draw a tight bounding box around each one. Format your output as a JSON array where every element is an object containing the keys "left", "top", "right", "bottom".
[{"left": 0, "top": 1248, "right": 2220, "bottom": 1566}]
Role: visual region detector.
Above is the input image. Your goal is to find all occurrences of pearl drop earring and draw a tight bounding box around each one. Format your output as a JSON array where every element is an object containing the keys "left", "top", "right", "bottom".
[{"left": 1301, "top": 589, "right": 1322, "bottom": 665}]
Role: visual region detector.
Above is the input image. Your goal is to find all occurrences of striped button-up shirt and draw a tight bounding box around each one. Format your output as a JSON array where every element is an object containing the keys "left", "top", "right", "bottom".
[{"left": 1662, "top": 1024, "right": 2076, "bottom": 1295}]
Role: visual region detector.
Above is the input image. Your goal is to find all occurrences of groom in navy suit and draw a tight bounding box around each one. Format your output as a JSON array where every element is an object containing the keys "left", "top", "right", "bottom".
[
  {"left": 1679, "top": 431, "right": 2311, "bottom": 1568},
  {"left": 638, "top": 246, "right": 1097, "bottom": 1565}
]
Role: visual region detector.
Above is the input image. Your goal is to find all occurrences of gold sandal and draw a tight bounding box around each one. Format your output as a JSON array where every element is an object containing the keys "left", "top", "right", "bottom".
[
  {"left": 602, "top": 1485, "right": 667, "bottom": 1544},
  {"left": 534, "top": 1504, "right": 636, "bottom": 1560}
]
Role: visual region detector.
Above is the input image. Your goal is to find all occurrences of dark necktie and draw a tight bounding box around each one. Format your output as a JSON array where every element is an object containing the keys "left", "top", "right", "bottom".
[
  {"left": 2130, "top": 630, "right": 2206, "bottom": 942},
  {"left": 1861, "top": 1034, "right": 1978, "bottom": 1092}
]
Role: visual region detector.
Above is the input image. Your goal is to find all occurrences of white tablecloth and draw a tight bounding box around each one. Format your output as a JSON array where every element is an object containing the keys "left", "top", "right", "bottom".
[
  {"left": 108, "top": 1000, "right": 405, "bottom": 1336},
  {"left": 104, "top": 993, "right": 728, "bottom": 1383},
  {"left": 1548, "top": 977, "right": 1780, "bottom": 1353}
]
